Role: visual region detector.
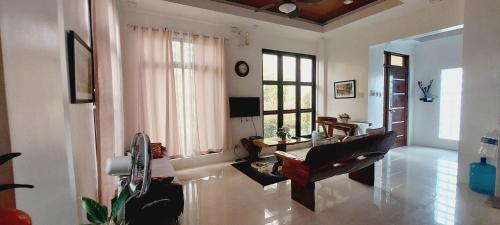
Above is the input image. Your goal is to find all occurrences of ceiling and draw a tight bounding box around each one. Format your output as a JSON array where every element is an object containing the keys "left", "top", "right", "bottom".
[
  {"left": 125, "top": 0, "right": 422, "bottom": 33},
  {"left": 414, "top": 27, "right": 463, "bottom": 42},
  {"left": 224, "top": 0, "right": 379, "bottom": 24}
]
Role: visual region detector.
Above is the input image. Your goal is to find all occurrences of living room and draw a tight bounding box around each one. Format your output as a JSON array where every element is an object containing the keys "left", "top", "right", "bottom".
[{"left": 0, "top": 0, "right": 499, "bottom": 225}]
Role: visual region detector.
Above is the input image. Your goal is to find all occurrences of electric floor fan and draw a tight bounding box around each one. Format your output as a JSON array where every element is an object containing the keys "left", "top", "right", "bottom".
[{"left": 105, "top": 132, "right": 152, "bottom": 197}]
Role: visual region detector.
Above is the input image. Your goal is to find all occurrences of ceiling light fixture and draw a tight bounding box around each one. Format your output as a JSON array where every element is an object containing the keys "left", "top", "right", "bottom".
[
  {"left": 278, "top": 3, "right": 297, "bottom": 14},
  {"left": 344, "top": 0, "right": 354, "bottom": 5}
]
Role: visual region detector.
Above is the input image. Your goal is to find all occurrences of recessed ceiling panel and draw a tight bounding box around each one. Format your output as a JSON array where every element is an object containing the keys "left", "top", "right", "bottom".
[{"left": 225, "top": 0, "right": 378, "bottom": 24}]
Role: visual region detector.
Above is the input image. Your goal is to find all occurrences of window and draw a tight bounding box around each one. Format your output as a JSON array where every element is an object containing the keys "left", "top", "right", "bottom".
[
  {"left": 439, "top": 68, "right": 463, "bottom": 140},
  {"left": 390, "top": 55, "right": 404, "bottom": 67},
  {"left": 172, "top": 37, "right": 197, "bottom": 155},
  {"left": 262, "top": 49, "right": 316, "bottom": 138}
]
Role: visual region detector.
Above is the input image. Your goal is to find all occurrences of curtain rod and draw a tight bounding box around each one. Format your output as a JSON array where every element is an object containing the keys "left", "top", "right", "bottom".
[{"left": 126, "top": 24, "right": 229, "bottom": 41}]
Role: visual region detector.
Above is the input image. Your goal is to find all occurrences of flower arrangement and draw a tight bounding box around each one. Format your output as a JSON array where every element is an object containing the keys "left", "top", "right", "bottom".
[
  {"left": 276, "top": 126, "right": 291, "bottom": 140},
  {"left": 338, "top": 113, "right": 350, "bottom": 123}
]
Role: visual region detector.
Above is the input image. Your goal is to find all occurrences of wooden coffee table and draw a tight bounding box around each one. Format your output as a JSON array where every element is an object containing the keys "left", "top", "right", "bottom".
[
  {"left": 253, "top": 137, "right": 311, "bottom": 175},
  {"left": 252, "top": 137, "right": 311, "bottom": 152}
]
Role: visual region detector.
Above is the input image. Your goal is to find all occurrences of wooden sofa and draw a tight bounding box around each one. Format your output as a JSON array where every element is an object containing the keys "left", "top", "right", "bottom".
[{"left": 274, "top": 131, "right": 396, "bottom": 211}]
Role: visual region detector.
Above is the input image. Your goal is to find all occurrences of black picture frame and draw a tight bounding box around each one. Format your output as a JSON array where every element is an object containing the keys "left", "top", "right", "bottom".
[
  {"left": 235, "top": 61, "right": 249, "bottom": 77},
  {"left": 67, "top": 30, "right": 94, "bottom": 103},
  {"left": 334, "top": 80, "right": 356, "bottom": 99}
]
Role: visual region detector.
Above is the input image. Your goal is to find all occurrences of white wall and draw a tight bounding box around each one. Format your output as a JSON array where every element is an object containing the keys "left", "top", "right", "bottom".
[
  {"left": 119, "top": 7, "right": 321, "bottom": 169},
  {"left": 0, "top": 0, "right": 79, "bottom": 224},
  {"left": 412, "top": 34, "right": 463, "bottom": 150},
  {"left": 62, "top": 0, "right": 99, "bottom": 220},
  {"left": 0, "top": 0, "right": 99, "bottom": 223},
  {"left": 325, "top": 0, "right": 464, "bottom": 123},
  {"left": 367, "top": 40, "right": 416, "bottom": 131},
  {"left": 458, "top": 0, "right": 500, "bottom": 185}
]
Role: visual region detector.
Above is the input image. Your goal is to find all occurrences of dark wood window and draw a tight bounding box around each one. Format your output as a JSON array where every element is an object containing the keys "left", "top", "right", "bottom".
[{"left": 262, "top": 49, "right": 316, "bottom": 138}]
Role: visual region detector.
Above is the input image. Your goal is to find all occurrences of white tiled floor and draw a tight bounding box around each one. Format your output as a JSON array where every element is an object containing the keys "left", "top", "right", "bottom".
[{"left": 176, "top": 146, "right": 500, "bottom": 225}]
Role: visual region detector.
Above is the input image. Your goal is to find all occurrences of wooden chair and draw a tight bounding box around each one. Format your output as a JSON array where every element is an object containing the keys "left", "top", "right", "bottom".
[
  {"left": 316, "top": 117, "right": 337, "bottom": 138},
  {"left": 316, "top": 116, "right": 357, "bottom": 137}
]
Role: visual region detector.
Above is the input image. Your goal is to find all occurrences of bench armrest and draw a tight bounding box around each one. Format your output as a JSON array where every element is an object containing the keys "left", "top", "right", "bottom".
[
  {"left": 274, "top": 151, "right": 311, "bottom": 184},
  {"left": 274, "top": 151, "right": 298, "bottom": 161}
]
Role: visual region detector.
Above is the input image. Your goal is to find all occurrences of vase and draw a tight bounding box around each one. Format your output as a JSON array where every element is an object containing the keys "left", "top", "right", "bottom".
[{"left": 340, "top": 118, "right": 349, "bottom": 123}]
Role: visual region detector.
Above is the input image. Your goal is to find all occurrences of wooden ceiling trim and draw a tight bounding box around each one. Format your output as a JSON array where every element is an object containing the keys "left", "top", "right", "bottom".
[
  {"left": 225, "top": 0, "right": 379, "bottom": 24},
  {"left": 323, "top": 0, "right": 403, "bottom": 31},
  {"left": 168, "top": 0, "right": 324, "bottom": 31},
  {"left": 161, "top": 0, "right": 402, "bottom": 32}
]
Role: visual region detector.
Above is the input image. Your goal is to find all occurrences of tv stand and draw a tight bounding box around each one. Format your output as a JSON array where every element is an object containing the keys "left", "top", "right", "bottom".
[
  {"left": 248, "top": 135, "right": 262, "bottom": 140},
  {"left": 239, "top": 136, "right": 263, "bottom": 162}
]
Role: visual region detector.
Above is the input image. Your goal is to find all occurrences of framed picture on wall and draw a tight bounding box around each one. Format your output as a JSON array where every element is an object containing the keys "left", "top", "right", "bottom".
[
  {"left": 334, "top": 80, "right": 356, "bottom": 99},
  {"left": 67, "top": 30, "right": 94, "bottom": 103}
]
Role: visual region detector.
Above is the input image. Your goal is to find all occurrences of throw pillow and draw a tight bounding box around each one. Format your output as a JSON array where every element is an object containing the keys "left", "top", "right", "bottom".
[
  {"left": 366, "top": 127, "right": 386, "bottom": 136},
  {"left": 314, "top": 136, "right": 339, "bottom": 147},
  {"left": 342, "top": 134, "right": 368, "bottom": 142},
  {"left": 151, "top": 143, "right": 164, "bottom": 159}
]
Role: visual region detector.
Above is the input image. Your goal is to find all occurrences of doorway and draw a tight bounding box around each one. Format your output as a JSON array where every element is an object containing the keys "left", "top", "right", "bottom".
[{"left": 383, "top": 51, "right": 409, "bottom": 148}]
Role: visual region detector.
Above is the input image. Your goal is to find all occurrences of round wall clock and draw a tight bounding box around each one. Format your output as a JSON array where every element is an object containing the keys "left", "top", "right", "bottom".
[{"left": 235, "top": 61, "right": 249, "bottom": 77}]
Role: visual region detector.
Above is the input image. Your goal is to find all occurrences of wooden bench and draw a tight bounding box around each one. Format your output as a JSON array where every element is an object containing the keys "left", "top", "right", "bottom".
[{"left": 274, "top": 131, "right": 396, "bottom": 211}]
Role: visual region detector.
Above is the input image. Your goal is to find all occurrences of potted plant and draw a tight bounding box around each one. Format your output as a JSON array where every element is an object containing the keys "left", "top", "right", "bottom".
[
  {"left": 0, "top": 153, "right": 34, "bottom": 225},
  {"left": 81, "top": 187, "right": 133, "bottom": 225},
  {"left": 276, "top": 126, "right": 291, "bottom": 141},
  {"left": 338, "top": 113, "right": 350, "bottom": 123},
  {"left": 82, "top": 177, "right": 181, "bottom": 225}
]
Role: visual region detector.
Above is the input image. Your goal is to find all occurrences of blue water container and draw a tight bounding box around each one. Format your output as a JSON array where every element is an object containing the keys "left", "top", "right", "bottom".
[{"left": 469, "top": 157, "right": 496, "bottom": 196}]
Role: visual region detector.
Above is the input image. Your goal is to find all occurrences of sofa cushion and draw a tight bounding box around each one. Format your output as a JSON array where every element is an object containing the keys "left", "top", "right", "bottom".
[{"left": 286, "top": 147, "right": 311, "bottom": 162}]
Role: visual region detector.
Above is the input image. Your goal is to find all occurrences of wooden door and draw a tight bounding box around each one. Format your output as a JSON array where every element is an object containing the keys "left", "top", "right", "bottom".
[{"left": 384, "top": 52, "right": 409, "bottom": 148}]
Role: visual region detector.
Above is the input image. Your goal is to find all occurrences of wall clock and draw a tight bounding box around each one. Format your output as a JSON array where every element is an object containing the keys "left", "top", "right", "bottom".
[{"left": 235, "top": 61, "right": 249, "bottom": 77}]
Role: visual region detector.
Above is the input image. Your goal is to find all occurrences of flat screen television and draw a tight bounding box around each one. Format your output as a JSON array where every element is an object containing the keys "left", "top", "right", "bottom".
[{"left": 229, "top": 97, "right": 260, "bottom": 118}]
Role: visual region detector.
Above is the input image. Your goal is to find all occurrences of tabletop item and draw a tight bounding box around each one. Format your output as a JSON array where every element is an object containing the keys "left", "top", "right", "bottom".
[{"left": 253, "top": 137, "right": 311, "bottom": 151}]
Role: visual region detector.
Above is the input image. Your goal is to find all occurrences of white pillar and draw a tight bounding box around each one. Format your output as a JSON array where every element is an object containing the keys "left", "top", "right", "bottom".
[{"left": 459, "top": 0, "right": 500, "bottom": 201}]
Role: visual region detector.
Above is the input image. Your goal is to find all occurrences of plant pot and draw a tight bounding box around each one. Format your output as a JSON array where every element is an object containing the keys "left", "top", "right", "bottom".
[{"left": 339, "top": 118, "right": 349, "bottom": 123}]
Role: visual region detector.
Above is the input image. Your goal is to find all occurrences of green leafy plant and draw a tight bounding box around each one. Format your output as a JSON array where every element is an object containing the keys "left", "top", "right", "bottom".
[
  {"left": 276, "top": 126, "right": 291, "bottom": 139},
  {"left": 82, "top": 187, "right": 134, "bottom": 225}
]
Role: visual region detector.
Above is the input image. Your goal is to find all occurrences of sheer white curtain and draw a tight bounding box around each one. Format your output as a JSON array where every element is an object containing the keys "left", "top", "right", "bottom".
[
  {"left": 94, "top": 0, "right": 125, "bottom": 205},
  {"left": 136, "top": 28, "right": 181, "bottom": 157},
  {"left": 193, "top": 36, "right": 230, "bottom": 154},
  {"left": 171, "top": 32, "right": 200, "bottom": 157},
  {"left": 134, "top": 28, "right": 229, "bottom": 157}
]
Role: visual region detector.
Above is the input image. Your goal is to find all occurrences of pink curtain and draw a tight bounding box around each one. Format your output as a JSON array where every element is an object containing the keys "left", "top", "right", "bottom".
[
  {"left": 193, "top": 36, "right": 230, "bottom": 153},
  {"left": 132, "top": 28, "right": 229, "bottom": 157},
  {"left": 94, "top": 0, "right": 124, "bottom": 205},
  {"left": 136, "top": 28, "right": 181, "bottom": 158}
]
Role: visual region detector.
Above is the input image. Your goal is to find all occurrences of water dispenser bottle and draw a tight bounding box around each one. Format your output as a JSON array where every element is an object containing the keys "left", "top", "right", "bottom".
[{"left": 469, "top": 135, "right": 498, "bottom": 196}]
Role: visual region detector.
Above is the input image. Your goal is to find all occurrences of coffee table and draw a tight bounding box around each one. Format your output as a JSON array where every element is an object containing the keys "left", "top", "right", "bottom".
[
  {"left": 253, "top": 137, "right": 311, "bottom": 175},
  {"left": 252, "top": 137, "right": 311, "bottom": 152}
]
